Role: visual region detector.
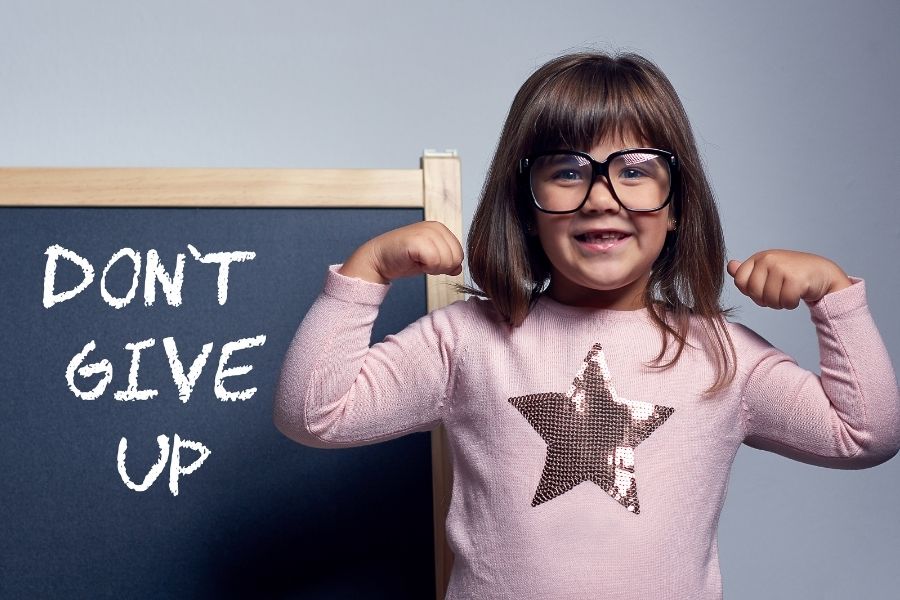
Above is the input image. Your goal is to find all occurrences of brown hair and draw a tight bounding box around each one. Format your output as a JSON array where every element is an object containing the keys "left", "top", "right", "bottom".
[{"left": 464, "top": 51, "right": 736, "bottom": 393}]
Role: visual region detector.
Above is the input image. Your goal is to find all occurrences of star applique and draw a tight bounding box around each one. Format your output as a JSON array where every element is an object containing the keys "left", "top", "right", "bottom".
[{"left": 509, "top": 343, "right": 674, "bottom": 514}]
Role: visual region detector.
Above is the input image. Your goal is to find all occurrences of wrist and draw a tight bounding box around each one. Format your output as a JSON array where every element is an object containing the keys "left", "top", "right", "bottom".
[
  {"left": 339, "top": 243, "right": 390, "bottom": 285},
  {"left": 824, "top": 266, "right": 853, "bottom": 296}
]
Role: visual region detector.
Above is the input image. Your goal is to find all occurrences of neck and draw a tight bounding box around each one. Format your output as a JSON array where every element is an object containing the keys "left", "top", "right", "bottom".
[{"left": 547, "top": 274, "right": 651, "bottom": 311}]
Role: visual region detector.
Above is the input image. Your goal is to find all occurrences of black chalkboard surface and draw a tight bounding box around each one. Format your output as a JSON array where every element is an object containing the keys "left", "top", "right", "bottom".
[{"left": 0, "top": 159, "right": 462, "bottom": 600}]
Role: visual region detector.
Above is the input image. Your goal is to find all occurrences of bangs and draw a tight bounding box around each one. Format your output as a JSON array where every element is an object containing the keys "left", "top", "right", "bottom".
[{"left": 527, "top": 60, "right": 670, "bottom": 155}]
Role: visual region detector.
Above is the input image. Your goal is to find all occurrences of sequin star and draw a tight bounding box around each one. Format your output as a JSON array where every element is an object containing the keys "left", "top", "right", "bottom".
[{"left": 509, "top": 343, "right": 674, "bottom": 514}]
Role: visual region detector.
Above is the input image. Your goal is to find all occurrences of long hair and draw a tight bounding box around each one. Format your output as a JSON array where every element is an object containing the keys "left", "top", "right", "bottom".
[{"left": 464, "top": 51, "right": 736, "bottom": 393}]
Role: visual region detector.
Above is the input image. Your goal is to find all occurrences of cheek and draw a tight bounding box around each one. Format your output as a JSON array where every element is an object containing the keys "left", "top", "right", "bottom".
[
  {"left": 534, "top": 216, "right": 569, "bottom": 251},
  {"left": 635, "top": 216, "right": 670, "bottom": 245}
]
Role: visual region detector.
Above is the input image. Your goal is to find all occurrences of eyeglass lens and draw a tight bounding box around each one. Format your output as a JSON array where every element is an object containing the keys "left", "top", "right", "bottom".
[{"left": 530, "top": 152, "right": 671, "bottom": 211}]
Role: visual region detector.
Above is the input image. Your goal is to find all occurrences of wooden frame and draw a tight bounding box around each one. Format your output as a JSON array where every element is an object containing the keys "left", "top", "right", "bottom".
[{"left": 0, "top": 153, "right": 461, "bottom": 600}]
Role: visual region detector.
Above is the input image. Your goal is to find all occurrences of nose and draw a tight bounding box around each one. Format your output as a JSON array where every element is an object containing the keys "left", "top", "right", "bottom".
[{"left": 580, "top": 175, "right": 621, "bottom": 214}]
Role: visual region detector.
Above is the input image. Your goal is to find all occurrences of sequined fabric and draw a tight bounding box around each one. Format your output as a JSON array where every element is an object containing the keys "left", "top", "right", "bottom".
[{"left": 509, "top": 343, "right": 675, "bottom": 514}]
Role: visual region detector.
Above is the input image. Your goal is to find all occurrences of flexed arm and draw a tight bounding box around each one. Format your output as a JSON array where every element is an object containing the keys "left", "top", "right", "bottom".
[
  {"left": 273, "top": 222, "right": 465, "bottom": 448},
  {"left": 730, "top": 250, "right": 900, "bottom": 467}
]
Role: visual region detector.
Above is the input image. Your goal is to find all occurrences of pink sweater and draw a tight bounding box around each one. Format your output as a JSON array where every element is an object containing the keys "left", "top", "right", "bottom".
[{"left": 274, "top": 266, "right": 900, "bottom": 600}]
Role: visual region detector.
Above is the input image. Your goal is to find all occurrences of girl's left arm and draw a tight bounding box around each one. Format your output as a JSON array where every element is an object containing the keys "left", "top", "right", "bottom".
[{"left": 730, "top": 250, "right": 900, "bottom": 468}]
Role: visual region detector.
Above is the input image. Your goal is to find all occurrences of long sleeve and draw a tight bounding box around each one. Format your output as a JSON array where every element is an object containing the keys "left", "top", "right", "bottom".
[
  {"left": 273, "top": 265, "right": 458, "bottom": 448},
  {"left": 739, "top": 278, "right": 900, "bottom": 468},
  {"left": 272, "top": 273, "right": 899, "bottom": 599}
]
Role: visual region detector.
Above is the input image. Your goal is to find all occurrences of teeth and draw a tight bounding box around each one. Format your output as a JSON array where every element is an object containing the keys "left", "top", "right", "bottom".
[{"left": 581, "top": 232, "right": 625, "bottom": 242}]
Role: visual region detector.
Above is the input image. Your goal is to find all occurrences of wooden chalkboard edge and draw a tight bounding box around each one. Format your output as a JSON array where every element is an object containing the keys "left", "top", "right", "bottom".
[
  {"left": 0, "top": 156, "right": 463, "bottom": 599},
  {"left": 422, "top": 154, "right": 463, "bottom": 600},
  {"left": 0, "top": 167, "right": 424, "bottom": 207}
]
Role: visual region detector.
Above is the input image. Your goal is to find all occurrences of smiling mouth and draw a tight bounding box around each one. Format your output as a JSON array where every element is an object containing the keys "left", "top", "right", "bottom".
[
  {"left": 575, "top": 232, "right": 629, "bottom": 243},
  {"left": 575, "top": 231, "right": 631, "bottom": 251}
]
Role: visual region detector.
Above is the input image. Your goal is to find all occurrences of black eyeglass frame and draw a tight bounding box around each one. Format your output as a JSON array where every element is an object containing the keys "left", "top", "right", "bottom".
[{"left": 518, "top": 148, "right": 679, "bottom": 214}]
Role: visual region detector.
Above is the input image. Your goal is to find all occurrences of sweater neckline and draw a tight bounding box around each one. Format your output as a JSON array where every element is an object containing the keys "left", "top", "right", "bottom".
[{"left": 534, "top": 293, "right": 657, "bottom": 323}]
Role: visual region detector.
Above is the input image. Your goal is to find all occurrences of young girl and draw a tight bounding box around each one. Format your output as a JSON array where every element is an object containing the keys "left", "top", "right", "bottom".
[{"left": 274, "top": 52, "right": 900, "bottom": 599}]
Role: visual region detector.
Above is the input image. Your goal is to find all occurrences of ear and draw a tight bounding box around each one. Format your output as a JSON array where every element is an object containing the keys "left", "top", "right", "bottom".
[{"left": 663, "top": 203, "right": 677, "bottom": 232}]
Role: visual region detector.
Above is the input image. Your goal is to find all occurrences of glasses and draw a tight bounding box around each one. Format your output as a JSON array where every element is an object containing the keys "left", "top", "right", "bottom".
[{"left": 519, "top": 148, "right": 677, "bottom": 213}]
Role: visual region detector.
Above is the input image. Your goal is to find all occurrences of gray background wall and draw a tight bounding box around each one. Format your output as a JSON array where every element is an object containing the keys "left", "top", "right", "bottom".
[{"left": 3, "top": 1, "right": 898, "bottom": 598}]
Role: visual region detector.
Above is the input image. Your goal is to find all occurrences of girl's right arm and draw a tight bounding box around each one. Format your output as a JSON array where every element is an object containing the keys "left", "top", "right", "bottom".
[
  {"left": 273, "top": 222, "right": 464, "bottom": 448},
  {"left": 338, "top": 220, "right": 464, "bottom": 284}
]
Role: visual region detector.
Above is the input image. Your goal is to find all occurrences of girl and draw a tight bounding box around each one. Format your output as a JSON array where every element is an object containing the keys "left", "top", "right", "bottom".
[{"left": 274, "top": 52, "right": 900, "bottom": 599}]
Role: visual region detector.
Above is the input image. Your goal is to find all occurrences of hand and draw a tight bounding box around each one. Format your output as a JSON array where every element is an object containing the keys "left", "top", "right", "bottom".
[
  {"left": 338, "top": 221, "right": 464, "bottom": 284},
  {"left": 727, "top": 250, "right": 852, "bottom": 309}
]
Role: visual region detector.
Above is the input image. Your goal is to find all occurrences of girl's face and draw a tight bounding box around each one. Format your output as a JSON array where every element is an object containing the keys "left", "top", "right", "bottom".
[{"left": 533, "top": 135, "right": 675, "bottom": 310}]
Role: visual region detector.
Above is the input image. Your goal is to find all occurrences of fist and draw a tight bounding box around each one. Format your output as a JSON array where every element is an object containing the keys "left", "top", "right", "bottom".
[
  {"left": 727, "top": 249, "right": 851, "bottom": 309},
  {"left": 339, "top": 221, "right": 464, "bottom": 284}
]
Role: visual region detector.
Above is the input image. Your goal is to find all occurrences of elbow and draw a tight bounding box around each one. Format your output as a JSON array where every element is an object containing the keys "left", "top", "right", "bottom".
[
  {"left": 273, "top": 397, "right": 333, "bottom": 450},
  {"left": 836, "top": 425, "right": 900, "bottom": 470},
  {"left": 273, "top": 385, "right": 305, "bottom": 444},
  {"left": 843, "top": 444, "right": 898, "bottom": 468},
  {"left": 272, "top": 397, "right": 301, "bottom": 443},
  {"left": 832, "top": 389, "right": 900, "bottom": 469},
  {"left": 842, "top": 445, "right": 899, "bottom": 469},
  {"left": 273, "top": 376, "right": 351, "bottom": 450},
  {"left": 854, "top": 403, "right": 900, "bottom": 469},
  {"left": 272, "top": 375, "right": 327, "bottom": 449},
  {"left": 859, "top": 423, "right": 900, "bottom": 468}
]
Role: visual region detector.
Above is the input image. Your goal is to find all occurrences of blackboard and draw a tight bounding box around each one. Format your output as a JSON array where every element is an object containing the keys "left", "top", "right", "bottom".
[{"left": 0, "top": 158, "right": 461, "bottom": 600}]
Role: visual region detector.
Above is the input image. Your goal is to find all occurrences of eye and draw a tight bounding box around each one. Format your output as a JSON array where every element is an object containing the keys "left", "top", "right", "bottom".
[
  {"left": 614, "top": 152, "right": 663, "bottom": 185},
  {"left": 620, "top": 168, "right": 646, "bottom": 180},
  {"left": 532, "top": 153, "right": 590, "bottom": 186},
  {"left": 550, "top": 168, "right": 583, "bottom": 182}
]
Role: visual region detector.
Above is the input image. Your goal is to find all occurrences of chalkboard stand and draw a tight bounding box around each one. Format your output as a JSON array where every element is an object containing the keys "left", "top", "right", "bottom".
[{"left": 0, "top": 152, "right": 462, "bottom": 600}]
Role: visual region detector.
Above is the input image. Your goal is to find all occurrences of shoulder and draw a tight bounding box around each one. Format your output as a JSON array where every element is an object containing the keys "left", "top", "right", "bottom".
[
  {"left": 395, "top": 295, "right": 507, "bottom": 374},
  {"left": 426, "top": 294, "right": 506, "bottom": 336},
  {"left": 722, "top": 318, "right": 775, "bottom": 352},
  {"left": 720, "top": 316, "right": 796, "bottom": 387},
  {"left": 654, "top": 305, "right": 774, "bottom": 355},
  {"left": 664, "top": 311, "right": 790, "bottom": 390}
]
